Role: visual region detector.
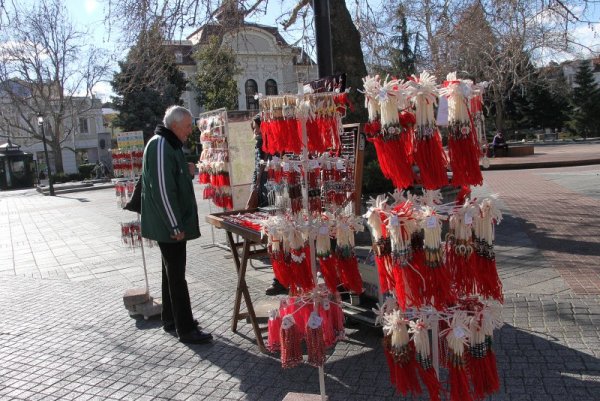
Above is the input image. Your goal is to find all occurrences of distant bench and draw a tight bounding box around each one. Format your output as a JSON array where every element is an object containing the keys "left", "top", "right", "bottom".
[{"left": 486, "top": 143, "right": 534, "bottom": 157}]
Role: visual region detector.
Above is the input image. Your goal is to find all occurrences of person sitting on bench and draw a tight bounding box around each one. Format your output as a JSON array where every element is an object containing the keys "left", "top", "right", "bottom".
[{"left": 491, "top": 131, "right": 508, "bottom": 157}]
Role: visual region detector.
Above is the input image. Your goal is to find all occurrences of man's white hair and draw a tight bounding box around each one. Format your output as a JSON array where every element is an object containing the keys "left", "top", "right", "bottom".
[{"left": 163, "top": 105, "right": 192, "bottom": 129}]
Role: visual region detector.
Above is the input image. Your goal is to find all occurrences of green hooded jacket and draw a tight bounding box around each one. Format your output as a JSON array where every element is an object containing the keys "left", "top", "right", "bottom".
[{"left": 140, "top": 125, "right": 200, "bottom": 243}]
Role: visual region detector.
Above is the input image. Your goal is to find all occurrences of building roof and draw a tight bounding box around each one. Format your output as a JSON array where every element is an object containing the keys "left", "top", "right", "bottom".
[
  {"left": 162, "top": 41, "right": 196, "bottom": 66},
  {"left": 187, "top": 21, "right": 289, "bottom": 47},
  {"left": 185, "top": 21, "right": 315, "bottom": 66}
]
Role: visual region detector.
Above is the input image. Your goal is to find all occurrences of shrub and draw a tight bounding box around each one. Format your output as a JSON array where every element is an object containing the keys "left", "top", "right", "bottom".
[
  {"left": 362, "top": 158, "right": 394, "bottom": 196},
  {"left": 78, "top": 163, "right": 96, "bottom": 178}
]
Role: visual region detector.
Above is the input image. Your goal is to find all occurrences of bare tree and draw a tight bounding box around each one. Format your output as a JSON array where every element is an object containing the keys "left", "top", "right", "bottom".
[
  {"left": 355, "top": 0, "right": 598, "bottom": 129},
  {"left": 0, "top": 0, "right": 111, "bottom": 173}
]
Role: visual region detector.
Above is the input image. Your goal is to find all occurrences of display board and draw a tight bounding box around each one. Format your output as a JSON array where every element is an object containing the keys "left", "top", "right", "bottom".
[
  {"left": 227, "top": 117, "right": 256, "bottom": 210},
  {"left": 116, "top": 131, "right": 144, "bottom": 151}
]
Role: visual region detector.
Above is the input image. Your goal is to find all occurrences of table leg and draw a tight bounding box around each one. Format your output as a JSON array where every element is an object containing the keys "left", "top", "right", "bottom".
[{"left": 225, "top": 231, "right": 267, "bottom": 353}]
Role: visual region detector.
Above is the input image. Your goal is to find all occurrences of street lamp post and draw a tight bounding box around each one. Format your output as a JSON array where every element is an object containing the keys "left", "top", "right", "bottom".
[{"left": 37, "top": 114, "right": 55, "bottom": 196}]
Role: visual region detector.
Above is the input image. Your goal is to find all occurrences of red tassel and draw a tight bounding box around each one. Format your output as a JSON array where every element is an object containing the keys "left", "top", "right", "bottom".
[
  {"left": 319, "top": 304, "right": 337, "bottom": 348},
  {"left": 267, "top": 313, "right": 282, "bottom": 352},
  {"left": 392, "top": 344, "right": 422, "bottom": 396},
  {"left": 448, "top": 125, "right": 483, "bottom": 187},
  {"left": 484, "top": 336, "right": 500, "bottom": 395},
  {"left": 413, "top": 130, "right": 449, "bottom": 189},
  {"left": 416, "top": 356, "right": 442, "bottom": 401},
  {"left": 270, "top": 249, "right": 290, "bottom": 289},
  {"left": 383, "top": 336, "right": 398, "bottom": 386},
  {"left": 373, "top": 237, "right": 394, "bottom": 293},
  {"left": 467, "top": 345, "right": 488, "bottom": 400},
  {"left": 318, "top": 255, "right": 340, "bottom": 293},
  {"left": 289, "top": 245, "right": 315, "bottom": 293},
  {"left": 473, "top": 252, "right": 503, "bottom": 301},
  {"left": 401, "top": 261, "right": 425, "bottom": 308},
  {"left": 280, "top": 319, "right": 303, "bottom": 369},
  {"left": 445, "top": 241, "right": 476, "bottom": 297},
  {"left": 306, "top": 314, "right": 326, "bottom": 367},
  {"left": 335, "top": 252, "right": 364, "bottom": 294},
  {"left": 370, "top": 134, "right": 414, "bottom": 189},
  {"left": 449, "top": 363, "right": 473, "bottom": 401}
]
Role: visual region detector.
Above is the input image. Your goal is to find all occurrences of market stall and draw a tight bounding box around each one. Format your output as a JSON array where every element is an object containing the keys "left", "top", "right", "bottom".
[{"left": 206, "top": 88, "right": 362, "bottom": 399}]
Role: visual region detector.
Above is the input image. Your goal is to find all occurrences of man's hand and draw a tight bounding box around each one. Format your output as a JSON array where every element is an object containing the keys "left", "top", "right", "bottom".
[
  {"left": 171, "top": 231, "right": 185, "bottom": 241},
  {"left": 188, "top": 162, "right": 196, "bottom": 177}
]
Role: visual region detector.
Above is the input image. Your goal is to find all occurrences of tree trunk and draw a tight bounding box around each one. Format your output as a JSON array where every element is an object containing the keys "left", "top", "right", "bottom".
[
  {"left": 494, "top": 99, "right": 504, "bottom": 132},
  {"left": 51, "top": 129, "right": 64, "bottom": 174},
  {"left": 328, "top": 0, "right": 368, "bottom": 123}
]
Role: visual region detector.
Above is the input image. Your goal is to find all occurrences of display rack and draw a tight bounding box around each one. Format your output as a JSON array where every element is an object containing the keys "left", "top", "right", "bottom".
[
  {"left": 361, "top": 72, "right": 503, "bottom": 401},
  {"left": 112, "top": 132, "right": 162, "bottom": 320},
  {"left": 196, "top": 108, "right": 233, "bottom": 249},
  {"left": 206, "top": 91, "right": 361, "bottom": 401}
]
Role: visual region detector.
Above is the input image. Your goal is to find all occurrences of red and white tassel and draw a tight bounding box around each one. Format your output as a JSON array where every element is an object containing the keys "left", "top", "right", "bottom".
[
  {"left": 407, "top": 71, "right": 449, "bottom": 189},
  {"left": 421, "top": 207, "right": 455, "bottom": 308},
  {"left": 280, "top": 315, "right": 303, "bottom": 368},
  {"left": 306, "top": 311, "right": 326, "bottom": 367},
  {"left": 267, "top": 309, "right": 282, "bottom": 353},
  {"left": 472, "top": 198, "right": 503, "bottom": 301},
  {"left": 410, "top": 317, "right": 442, "bottom": 401},
  {"left": 441, "top": 73, "right": 483, "bottom": 187},
  {"left": 444, "top": 311, "right": 473, "bottom": 401},
  {"left": 384, "top": 310, "right": 422, "bottom": 396}
]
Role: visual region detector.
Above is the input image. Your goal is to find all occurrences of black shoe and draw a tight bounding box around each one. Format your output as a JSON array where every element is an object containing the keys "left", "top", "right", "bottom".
[
  {"left": 178, "top": 328, "right": 213, "bottom": 344},
  {"left": 163, "top": 319, "right": 201, "bottom": 333},
  {"left": 265, "top": 279, "right": 288, "bottom": 296}
]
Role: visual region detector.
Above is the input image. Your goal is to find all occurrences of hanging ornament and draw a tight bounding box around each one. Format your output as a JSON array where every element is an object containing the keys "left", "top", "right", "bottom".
[
  {"left": 316, "top": 215, "right": 339, "bottom": 293},
  {"left": 472, "top": 198, "right": 503, "bottom": 301},
  {"left": 383, "top": 310, "right": 422, "bottom": 397},
  {"left": 406, "top": 71, "right": 449, "bottom": 189},
  {"left": 420, "top": 205, "right": 455, "bottom": 308},
  {"left": 410, "top": 317, "right": 442, "bottom": 401},
  {"left": 443, "top": 311, "right": 473, "bottom": 401},
  {"left": 306, "top": 312, "right": 326, "bottom": 367},
  {"left": 446, "top": 201, "right": 478, "bottom": 297},
  {"left": 364, "top": 77, "right": 414, "bottom": 188},
  {"left": 280, "top": 315, "right": 303, "bottom": 368},
  {"left": 334, "top": 211, "right": 364, "bottom": 295},
  {"left": 267, "top": 308, "right": 282, "bottom": 353},
  {"left": 440, "top": 73, "right": 483, "bottom": 187}
]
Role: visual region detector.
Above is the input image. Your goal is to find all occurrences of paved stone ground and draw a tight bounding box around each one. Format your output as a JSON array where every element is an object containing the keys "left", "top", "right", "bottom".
[
  {"left": 1, "top": 165, "right": 599, "bottom": 400},
  {"left": 483, "top": 166, "right": 600, "bottom": 295}
]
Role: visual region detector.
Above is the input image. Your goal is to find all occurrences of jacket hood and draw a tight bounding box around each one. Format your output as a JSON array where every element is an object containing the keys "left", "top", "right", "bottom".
[{"left": 154, "top": 124, "right": 183, "bottom": 149}]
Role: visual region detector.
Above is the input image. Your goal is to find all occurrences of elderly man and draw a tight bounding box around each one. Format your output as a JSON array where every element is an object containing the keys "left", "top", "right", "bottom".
[{"left": 141, "top": 105, "right": 212, "bottom": 344}]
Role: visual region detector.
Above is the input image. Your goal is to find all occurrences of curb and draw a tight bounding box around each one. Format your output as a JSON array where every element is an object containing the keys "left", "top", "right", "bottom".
[{"left": 484, "top": 158, "right": 600, "bottom": 170}]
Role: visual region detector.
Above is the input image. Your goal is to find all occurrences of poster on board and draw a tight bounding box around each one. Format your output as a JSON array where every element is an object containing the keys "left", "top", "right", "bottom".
[{"left": 226, "top": 115, "right": 255, "bottom": 210}]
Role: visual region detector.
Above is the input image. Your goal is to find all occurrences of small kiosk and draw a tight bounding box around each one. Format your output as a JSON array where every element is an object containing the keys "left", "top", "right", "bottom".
[{"left": 0, "top": 141, "right": 35, "bottom": 190}]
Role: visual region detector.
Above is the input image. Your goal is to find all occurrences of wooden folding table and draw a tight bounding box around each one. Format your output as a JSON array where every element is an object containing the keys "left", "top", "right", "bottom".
[{"left": 205, "top": 210, "right": 269, "bottom": 353}]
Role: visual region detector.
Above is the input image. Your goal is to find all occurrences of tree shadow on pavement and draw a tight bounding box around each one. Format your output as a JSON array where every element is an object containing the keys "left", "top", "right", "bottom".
[
  {"left": 493, "top": 324, "right": 600, "bottom": 401},
  {"left": 182, "top": 319, "right": 600, "bottom": 401},
  {"left": 496, "top": 213, "right": 600, "bottom": 258}
]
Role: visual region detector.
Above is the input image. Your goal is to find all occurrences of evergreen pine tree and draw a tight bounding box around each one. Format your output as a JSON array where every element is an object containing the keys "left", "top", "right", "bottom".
[
  {"left": 111, "top": 25, "right": 187, "bottom": 142},
  {"left": 569, "top": 60, "right": 600, "bottom": 138},
  {"left": 192, "top": 36, "right": 240, "bottom": 111}
]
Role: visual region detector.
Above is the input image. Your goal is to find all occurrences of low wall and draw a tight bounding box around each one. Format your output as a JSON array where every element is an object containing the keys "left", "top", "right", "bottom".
[{"left": 487, "top": 144, "right": 534, "bottom": 157}]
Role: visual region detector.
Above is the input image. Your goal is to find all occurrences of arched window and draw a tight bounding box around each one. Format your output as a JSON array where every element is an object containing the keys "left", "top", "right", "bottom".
[
  {"left": 265, "top": 79, "right": 278, "bottom": 96},
  {"left": 245, "top": 79, "right": 258, "bottom": 110}
]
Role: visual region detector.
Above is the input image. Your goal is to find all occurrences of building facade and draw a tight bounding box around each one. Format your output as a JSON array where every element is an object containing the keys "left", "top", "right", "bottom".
[
  {"left": 0, "top": 81, "right": 108, "bottom": 175},
  {"left": 164, "top": 10, "right": 318, "bottom": 116}
]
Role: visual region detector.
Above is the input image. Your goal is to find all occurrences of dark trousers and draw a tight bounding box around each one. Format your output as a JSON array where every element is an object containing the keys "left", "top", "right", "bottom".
[
  {"left": 492, "top": 144, "right": 508, "bottom": 157},
  {"left": 158, "top": 241, "right": 195, "bottom": 334}
]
